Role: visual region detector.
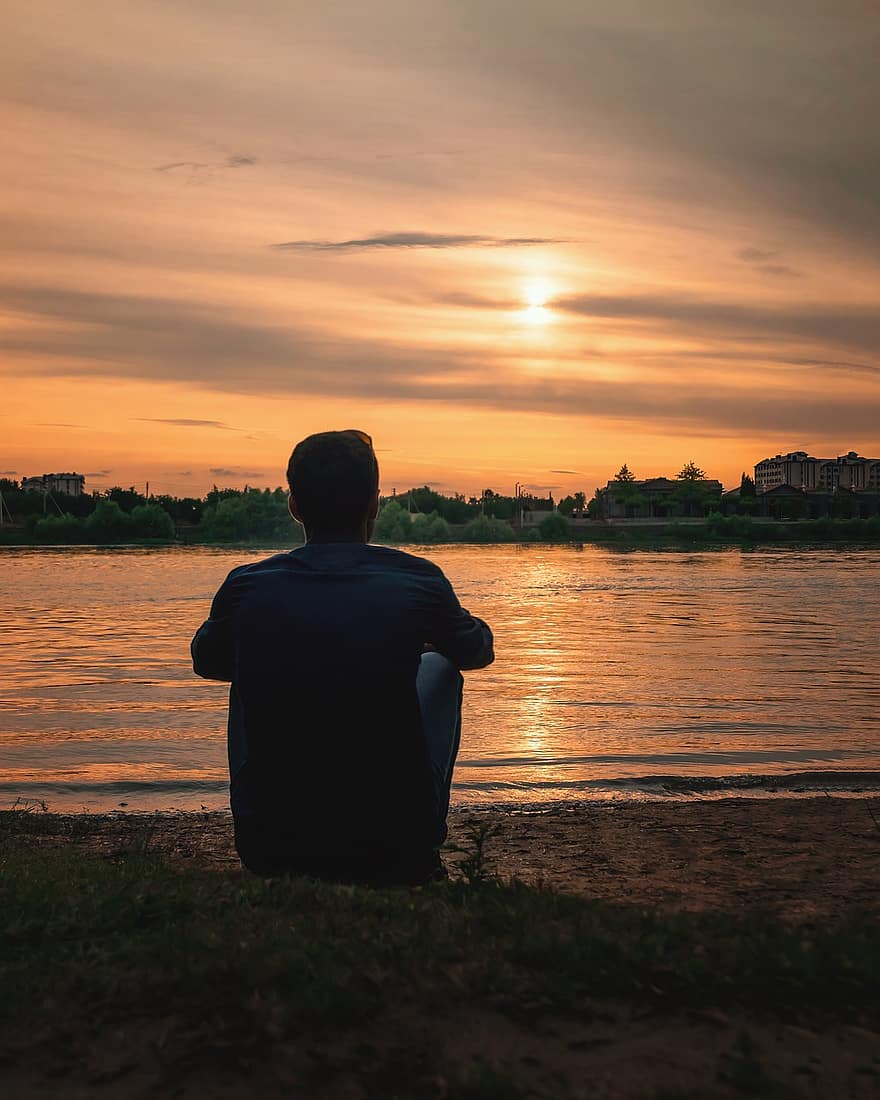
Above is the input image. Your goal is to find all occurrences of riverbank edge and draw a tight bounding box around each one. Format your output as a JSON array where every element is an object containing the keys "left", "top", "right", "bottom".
[
  {"left": 3, "top": 796, "right": 879, "bottom": 1098},
  {"left": 4, "top": 794, "right": 879, "bottom": 918}
]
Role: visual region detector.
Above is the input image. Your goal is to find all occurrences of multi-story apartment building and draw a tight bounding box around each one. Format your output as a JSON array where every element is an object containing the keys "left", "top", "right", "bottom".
[
  {"left": 755, "top": 452, "right": 880, "bottom": 494},
  {"left": 21, "top": 472, "right": 86, "bottom": 497}
]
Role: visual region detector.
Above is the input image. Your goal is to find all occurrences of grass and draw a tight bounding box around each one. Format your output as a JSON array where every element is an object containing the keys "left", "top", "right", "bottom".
[
  {"left": 2, "top": 846, "right": 878, "bottom": 1047},
  {"left": 2, "top": 810, "right": 878, "bottom": 1095}
]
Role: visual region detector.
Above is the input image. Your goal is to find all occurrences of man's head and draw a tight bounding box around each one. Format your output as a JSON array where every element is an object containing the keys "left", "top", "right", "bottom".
[{"left": 286, "top": 429, "right": 380, "bottom": 541}]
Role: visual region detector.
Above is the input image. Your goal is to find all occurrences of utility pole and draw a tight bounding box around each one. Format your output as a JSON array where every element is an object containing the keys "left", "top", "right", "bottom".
[{"left": 515, "top": 482, "right": 525, "bottom": 529}]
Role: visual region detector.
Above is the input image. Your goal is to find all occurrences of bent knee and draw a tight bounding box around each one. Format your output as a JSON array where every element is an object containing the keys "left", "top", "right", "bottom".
[{"left": 420, "top": 650, "right": 464, "bottom": 686}]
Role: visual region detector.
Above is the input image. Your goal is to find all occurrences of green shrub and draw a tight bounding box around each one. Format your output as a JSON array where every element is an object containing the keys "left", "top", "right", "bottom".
[
  {"left": 374, "top": 500, "right": 413, "bottom": 543},
  {"left": 460, "top": 515, "right": 515, "bottom": 543},
  {"left": 538, "top": 514, "right": 571, "bottom": 541},
  {"left": 130, "top": 503, "right": 175, "bottom": 540},
  {"left": 410, "top": 510, "right": 452, "bottom": 544}
]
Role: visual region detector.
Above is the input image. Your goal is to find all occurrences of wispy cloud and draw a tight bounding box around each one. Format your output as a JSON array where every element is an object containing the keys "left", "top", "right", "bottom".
[
  {"left": 550, "top": 469, "right": 582, "bottom": 475},
  {"left": 271, "top": 232, "right": 561, "bottom": 252},
  {"left": 737, "top": 247, "right": 801, "bottom": 278},
  {"left": 738, "top": 247, "right": 778, "bottom": 263},
  {"left": 0, "top": 469, "right": 17, "bottom": 475},
  {"left": 135, "top": 418, "right": 236, "bottom": 430},
  {"left": 209, "top": 467, "right": 264, "bottom": 479},
  {"left": 155, "top": 154, "right": 257, "bottom": 175},
  {"left": 4, "top": 282, "right": 879, "bottom": 440},
  {"left": 553, "top": 291, "right": 880, "bottom": 354},
  {"left": 84, "top": 470, "right": 111, "bottom": 478},
  {"left": 757, "top": 264, "right": 800, "bottom": 278}
]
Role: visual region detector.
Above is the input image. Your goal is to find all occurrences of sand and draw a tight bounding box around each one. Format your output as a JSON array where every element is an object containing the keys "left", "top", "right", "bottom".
[
  {"left": 5, "top": 796, "right": 879, "bottom": 1098},
  {"left": 15, "top": 795, "right": 880, "bottom": 921}
]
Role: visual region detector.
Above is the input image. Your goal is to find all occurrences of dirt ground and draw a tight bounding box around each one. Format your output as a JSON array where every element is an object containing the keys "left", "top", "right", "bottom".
[
  {"left": 24, "top": 795, "right": 880, "bottom": 921},
  {"left": 5, "top": 796, "right": 879, "bottom": 1098}
]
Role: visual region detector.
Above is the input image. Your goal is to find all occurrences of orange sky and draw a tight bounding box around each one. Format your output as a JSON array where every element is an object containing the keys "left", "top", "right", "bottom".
[{"left": 3, "top": 1, "right": 879, "bottom": 499}]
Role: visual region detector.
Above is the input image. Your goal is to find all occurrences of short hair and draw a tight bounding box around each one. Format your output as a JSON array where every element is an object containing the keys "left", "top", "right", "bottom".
[{"left": 286, "top": 429, "right": 379, "bottom": 532}]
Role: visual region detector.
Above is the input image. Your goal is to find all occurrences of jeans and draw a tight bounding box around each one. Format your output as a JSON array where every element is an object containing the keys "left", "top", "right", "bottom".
[
  {"left": 236, "top": 651, "right": 464, "bottom": 882},
  {"left": 417, "top": 651, "right": 464, "bottom": 823}
]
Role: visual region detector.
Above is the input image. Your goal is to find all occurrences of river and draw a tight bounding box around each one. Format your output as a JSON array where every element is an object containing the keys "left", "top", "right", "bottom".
[{"left": 2, "top": 544, "right": 878, "bottom": 811}]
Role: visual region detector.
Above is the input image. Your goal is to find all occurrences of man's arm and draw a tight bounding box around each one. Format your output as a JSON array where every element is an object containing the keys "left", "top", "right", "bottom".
[
  {"left": 429, "top": 575, "right": 494, "bottom": 671},
  {"left": 191, "top": 578, "right": 236, "bottom": 682}
]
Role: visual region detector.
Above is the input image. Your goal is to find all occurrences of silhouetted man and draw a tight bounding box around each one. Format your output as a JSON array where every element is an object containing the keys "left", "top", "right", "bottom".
[{"left": 192, "top": 429, "right": 494, "bottom": 884}]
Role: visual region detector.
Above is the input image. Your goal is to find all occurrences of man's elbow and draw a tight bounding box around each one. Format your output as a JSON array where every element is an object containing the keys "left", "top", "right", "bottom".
[
  {"left": 459, "top": 650, "right": 494, "bottom": 671},
  {"left": 191, "top": 629, "right": 233, "bottom": 682},
  {"left": 459, "top": 633, "right": 495, "bottom": 671},
  {"left": 192, "top": 655, "right": 233, "bottom": 682}
]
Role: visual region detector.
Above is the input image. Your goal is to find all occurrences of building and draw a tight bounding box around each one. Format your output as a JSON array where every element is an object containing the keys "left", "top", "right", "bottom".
[
  {"left": 755, "top": 451, "right": 880, "bottom": 494},
  {"left": 596, "top": 475, "right": 723, "bottom": 520},
  {"left": 21, "top": 472, "right": 86, "bottom": 497}
]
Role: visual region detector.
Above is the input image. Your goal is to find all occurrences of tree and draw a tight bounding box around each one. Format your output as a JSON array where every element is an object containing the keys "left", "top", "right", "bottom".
[
  {"left": 130, "top": 502, "right": 175, "bottom": 540},
  {"left": 374, "top": 500, "right": 412, "bottom": 543},
  {"left": 538, "top": 514, "right": 570, "bottom": 541},
  {"left": 672, "top": 469, "right": 720, "bottom": 517},
  {"left": 739, "top": 473, "right": 756, "bottom": 498},
  {"left": 460, "top": 515, "right": 515, "bottom": 543},
  {"left": 410, "top": 511, "right": 452, "bottom": 544},
  {"left": 611, "top": 467, "right": 645, "bottom": 515},
  {"left": 557, "top": 491, "right": 587, "bottom": 516},
  {"left": 199, "top": 489, "right": 292, "bottom": 542},
  {"left": 85, "top": 499, "right": 133, "bottom": 541},
  {"left": 106, "top": 486, "right": 147, "bottom": 512},
  {"left": 33, "top": 512, "right": 82, "bottom": 543}
]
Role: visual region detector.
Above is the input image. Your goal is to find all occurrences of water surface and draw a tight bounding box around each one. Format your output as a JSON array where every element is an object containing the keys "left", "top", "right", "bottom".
[{"left": 2, "top": 545, "right": 878, "bottom": 811}]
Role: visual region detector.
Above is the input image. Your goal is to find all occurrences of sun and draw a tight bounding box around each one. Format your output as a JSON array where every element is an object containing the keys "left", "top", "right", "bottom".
[{"left": 521, "top": 278, "right": 555, "bottom": 325}]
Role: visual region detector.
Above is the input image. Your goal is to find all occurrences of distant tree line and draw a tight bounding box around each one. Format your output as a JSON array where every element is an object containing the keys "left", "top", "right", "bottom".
[
  {"left": 0, "top": 479, "right": 582, "bottom": 545},
  {"left": 2, "top": 472, "right": 878, "bottom": 546}
]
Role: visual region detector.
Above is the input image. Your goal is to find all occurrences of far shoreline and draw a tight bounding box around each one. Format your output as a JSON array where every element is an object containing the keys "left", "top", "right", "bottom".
[{"left": 3, "top": 527, "right": 880, "bottom": 551}]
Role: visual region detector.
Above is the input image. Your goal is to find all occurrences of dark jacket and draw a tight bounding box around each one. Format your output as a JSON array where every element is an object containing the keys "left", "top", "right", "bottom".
[{"left": 192, "top": 543, "right": 493, "bottom": 878}]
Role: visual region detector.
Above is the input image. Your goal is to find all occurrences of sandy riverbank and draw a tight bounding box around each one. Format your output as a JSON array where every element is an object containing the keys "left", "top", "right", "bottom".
[
  {"left": 3, "top": 795, "right": 879, "bottom": 1099},
  {"left": 11, "top": 795, "right": 879, "bottom": 921}
]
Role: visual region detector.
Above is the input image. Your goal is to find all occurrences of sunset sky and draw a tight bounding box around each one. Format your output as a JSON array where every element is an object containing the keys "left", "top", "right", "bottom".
[{"left": 3, "top": 1, "right": 879, "bottom": 499}]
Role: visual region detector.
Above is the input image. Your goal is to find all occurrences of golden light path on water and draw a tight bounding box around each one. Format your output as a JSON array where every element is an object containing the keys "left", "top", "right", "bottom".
[{"left": 1, "top": 545, "right": 879, "bottom": 812}]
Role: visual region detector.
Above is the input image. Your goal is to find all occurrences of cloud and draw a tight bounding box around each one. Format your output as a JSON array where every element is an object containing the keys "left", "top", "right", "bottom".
[
  {"left": 550, "top": 469, "right": 582, "bottom": 475},
  {"left": 135, "top": 418, "right": 236, "bottom": 430},
  {"left": 209, "top": 467, "right": 264, "bottom": 479},
  {"left": 271, "top": 232, "right": 561, "bottom": 252},
  {"left": 553, "top": 291, "right": 880, "bottom": 355},
  {"left": 175, "top": 471, "right": 194, "bottom": 477},
  {"left": 737, "top": 248, "right": 800, "bottom": 278},
  {"left": 0, "top": 469, "right": 17, "bottom": 475},
  {"left": 757, "top": 264, "right": 800, "bottom": 278},
  {"left": 35, "top": 422, "right": 88, "bottom": 428},
  {"left": 155, "top": 161, "right": 209, "bottom": 173},
  {"left": 84, "top": 470, "right": 111, "bottom": 478},
  {"left": 155, "top": 154, "right": 256, "bottom": 174},
  {"left": 738, "top": 247, "right": 778, "bottom": 263},
  {"left": 3, "top": 282, "right": 879, "bottom": 440}
]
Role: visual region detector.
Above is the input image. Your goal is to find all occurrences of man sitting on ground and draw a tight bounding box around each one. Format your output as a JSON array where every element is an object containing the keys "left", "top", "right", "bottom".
[{"left": 191, "top": 429, "right": 494, "bottom": 884}]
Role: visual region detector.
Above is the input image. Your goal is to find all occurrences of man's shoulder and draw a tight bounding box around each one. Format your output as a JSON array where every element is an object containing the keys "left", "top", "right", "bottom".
[
  {"left": 219, "top": 552, "right": 292, "bottom": 586},
  {"left": 363, "top": 544, "right": 446, "bottom": 579}
]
